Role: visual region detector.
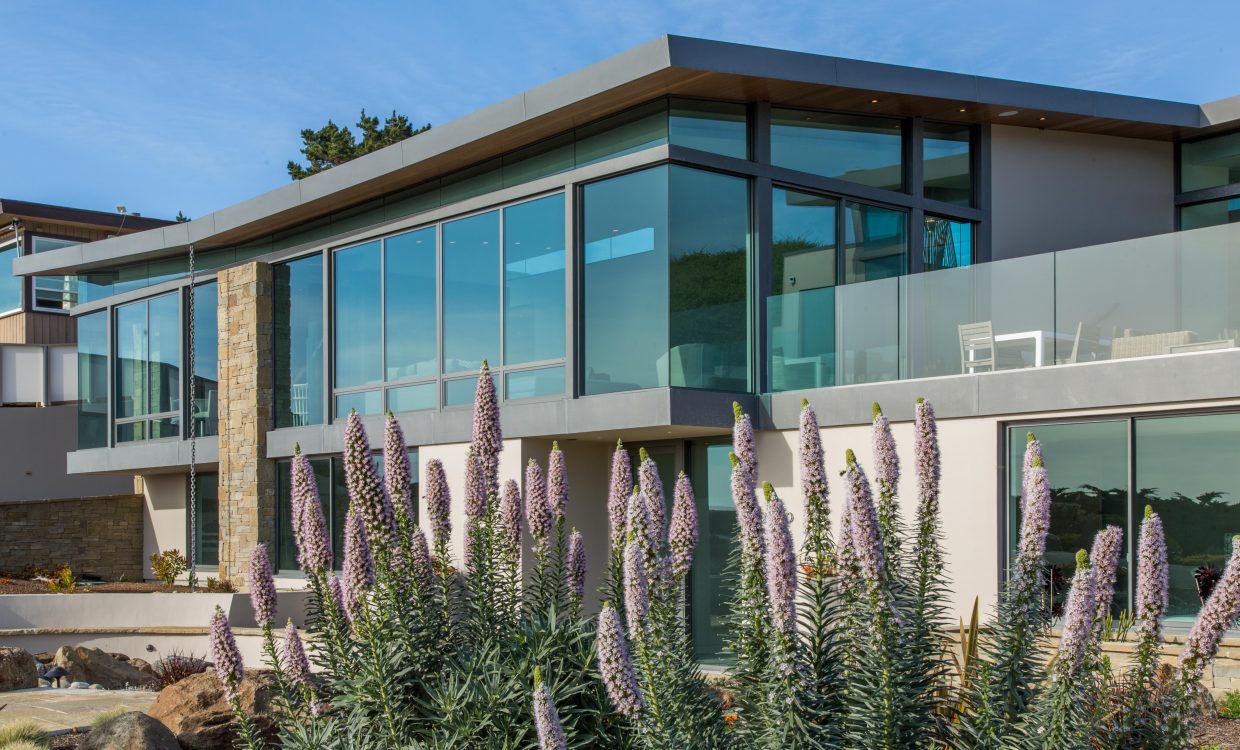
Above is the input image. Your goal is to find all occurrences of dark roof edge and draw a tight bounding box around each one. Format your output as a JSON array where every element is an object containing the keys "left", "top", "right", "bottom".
[{"left": 0, "top": 198, "right": 175, "bottom": 232}]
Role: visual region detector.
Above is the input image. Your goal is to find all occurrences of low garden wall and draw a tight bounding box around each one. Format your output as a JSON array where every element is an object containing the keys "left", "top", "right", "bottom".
[{"left": 0, "top": 495, "right": 144, "bottom": 580}]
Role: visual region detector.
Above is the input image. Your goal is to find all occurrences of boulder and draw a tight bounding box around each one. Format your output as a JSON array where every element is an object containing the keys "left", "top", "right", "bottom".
[
  {"left": 37, "top": 678, "right": 51, "bottom": 688},
  {"left": 81, "top": 711, "right": 180, "bottom": 750},
  {"left": 70, "top": 681, "right": 92, "bottom": 689},
  {"left": 0, "top": 646, "right": 39, "bottom": 691},
  {"left": 148, "top": 670, "right": 277, "bottom": 750},
  {"left": 53, "top": 646, "right": 156, "bottom": 689},
  {"left": 33, "top": 651, "right": 55, "bottom": 664},
  {"left": 127, "top": 657, "right": 155, "bottom": 677}
]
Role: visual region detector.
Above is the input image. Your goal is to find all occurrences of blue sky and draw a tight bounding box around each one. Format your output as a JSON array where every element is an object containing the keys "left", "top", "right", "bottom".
[{"left": 4, "top": 0, "right": 1237, "bottom": 220}]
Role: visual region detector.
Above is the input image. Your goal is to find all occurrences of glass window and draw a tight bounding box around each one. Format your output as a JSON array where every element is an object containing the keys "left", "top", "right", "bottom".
[
  {"left": 773, "top": 188, "right": 838, "bottom": 294},
  {"left": 275, "top": 254, "right": 325, "bottom": 428},
  {"left": 1181, "top": 131, "right": 1240, "bottom": 192},
  {"left": 444, "top": 375, "right": 496, "bottom": 407},
  {"left": 191, "top": 474, "right": 219, "bottom": 568},
  {"left": 0, "top": 242, "right": 20, "bottom": 313},
  {"left": 923, "top": 122, "right": 972, "bottom": 206},
  {"left": 582, "top": 167, "right": 670, "bottom": 394},
  {"left": 669, "top": 166, "right": 750, "bottom": 390},
  {"left": 77, "top": 311, "right": 109, "bottom": 449},
  {"left": 575, "top": 101, "right": 668, "bottom": 168},
  {"left": 689, "top": 439, "right": 734, "bottom": 663},
  {"left": 115, "top": 293, "right": 180, "bottom": 442},
  {"left": 385, "top": 228, "right": 437, "bottom": 381},
  {"left": 506, "top": 366, "right": 564, "bottom": 400},
  {"left": 669, "top": 99, "right": 748, "bottom": 160},
  {"left": 30, "top": 237, "right": 80, "bottom": 311},
  {"left": 923, "top": 216, "right": 973, "bottom": 270},
  {"left": 504, "top": 135, "right": 574, "bottom": 187},
  {"left": 1008, "top": 420, "right": 1129, "bottom": 617},
  {"left": 843, "top": 202, "right": 907, "bottom": 283},
  {"left": 334, "top": 241, "right": 382, "bottom": 389},
  {"left": 771, "top": 108, "right": 903, "bottom": 191},
  {"left": 443, "top": 211, "right": 500, "bottom": 374},
  {"left": 388, "top": 382, "right": 437, "bottom": 413},
  {"left": 1180, "top": 198, "right": 1240, "bottom": 230},
  {"left": 336, "top": 390, "right": 382, "bottom": 418},
  {"left": 504, "top": 195, "right": 566, "bottom": 365},
  {"left": 115, "top": 299, "right": 148, "bottom": 421},
  {"left": 76, "top": 273, "right": 114, "bottom": 305},
  {"left": 442, "top": 159, "right": 503, "bottom": 205},
  {"left": 190, "top": 283, "right": 219, "bottom": 437},
  {"left": 1136, "top": 413, "right": 1240, "bottom": 619}
]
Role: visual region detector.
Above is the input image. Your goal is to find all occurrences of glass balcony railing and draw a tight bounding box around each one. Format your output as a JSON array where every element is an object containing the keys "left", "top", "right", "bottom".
[{"left": 767, "top": 221, "right": 1240, "bottom": 391}]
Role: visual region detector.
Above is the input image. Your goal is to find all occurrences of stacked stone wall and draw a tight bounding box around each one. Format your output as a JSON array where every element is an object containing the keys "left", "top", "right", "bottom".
[{"left": 0, "top": 496, "right": 143, "bottom": 580}]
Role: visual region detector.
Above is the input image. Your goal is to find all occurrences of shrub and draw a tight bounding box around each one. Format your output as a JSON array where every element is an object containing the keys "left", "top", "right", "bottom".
[
  {"left": 44, "top": 564, "right": 75, "bottom": 593},
  {"left": 149, "top": 549, "right": 188, "bottom": 587},
  {"left": 151, "top": 650, "right": 209, "bottom": 689},
  {"left": 206, "top": 576, "right": 236, "bottom": 593},
  {"left": 89, "top": 706, "right": 128, "bottom": 731},
  {"left": 0, "top": 720, "right": 49, "bottom": 748},
  {"left": 1220, "top": 690, "right": 1240, "bottom": 718}
]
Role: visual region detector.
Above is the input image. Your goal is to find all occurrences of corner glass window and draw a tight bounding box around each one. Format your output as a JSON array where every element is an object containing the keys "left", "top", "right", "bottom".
[
  {"left": 923, "top": 122, "right": 972, "bottom": 206},
  {"left": 0, "top": 242, "right": 20, "bottom": 314},
  {"left": 385, "top": 228, "right": 437, "bottom": 382},
  {"left": 443, "top": 211, "right": 500, "bottom": 374},
  {"left": 114, "top": 293, "right": 180, "bottom": 442},
  {"left": 274, "top": 253, "right": 325, "bottom": 428},
  {"left": 771, "top": 108, "right": 903, "bottom": 192},
  {"left": 1180, "top": 198, "right": 1240, "bottom": 230},
  {"left": 77, "top": 311, "right": 108, "bottom": 449},
  {"left": 1181, "top": 131, "right": 1240, "bottom": 193},
  {"left": 843, "top": 201, "right": 907, "bottom": 283},
  {"left": 504, "top": 195, "right": 566, "bottom": 366},
  {"left": 669, "top": 99, "right": 748, "bottom": 160},
  {"left": 190, "top": 283, "right": 219, "bottom": 437},
  {"left": 575, "top": 101, "right": 668, "bottom": 168},
  {"left": 923, "top": 216, "right": 973, "bottom": 270},
  {"left": 334, "top": 241, "right": 382, "bottom": 389}
]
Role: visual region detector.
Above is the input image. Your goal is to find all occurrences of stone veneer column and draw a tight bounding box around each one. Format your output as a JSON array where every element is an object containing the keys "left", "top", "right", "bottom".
[{"left": 216, "top": 262, "right": 276, "bottom": 584}]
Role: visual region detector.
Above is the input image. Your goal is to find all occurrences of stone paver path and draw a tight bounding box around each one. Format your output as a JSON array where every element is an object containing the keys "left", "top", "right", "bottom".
[{"left": 0, "top": 687, "right": 156, "bottom": 731}]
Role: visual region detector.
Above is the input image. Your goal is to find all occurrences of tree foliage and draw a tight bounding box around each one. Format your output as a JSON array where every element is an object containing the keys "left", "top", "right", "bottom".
[{"left": 287, "top": 109, "right": 430, "bottom": 180}]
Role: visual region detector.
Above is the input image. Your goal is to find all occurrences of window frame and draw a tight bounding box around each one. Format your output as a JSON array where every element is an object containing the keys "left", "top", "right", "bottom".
[{"left": 112, "top": 290, "right": 183, "bottom": 444}]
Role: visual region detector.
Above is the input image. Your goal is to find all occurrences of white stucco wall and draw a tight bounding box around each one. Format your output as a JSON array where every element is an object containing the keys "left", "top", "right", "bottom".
[{"left": 142, "top": 474, "right": 187, "bottom": 581}]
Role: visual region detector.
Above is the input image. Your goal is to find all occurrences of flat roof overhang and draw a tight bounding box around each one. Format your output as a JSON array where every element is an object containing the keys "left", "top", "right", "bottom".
[{"left": 17, "top": 35, "right": 1218, "bottom": 278}]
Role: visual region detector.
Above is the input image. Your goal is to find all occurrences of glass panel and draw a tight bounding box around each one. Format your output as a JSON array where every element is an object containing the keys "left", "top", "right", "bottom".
[
  {"left": 385, "top": 228, "right": 437, "bottom": 381},
  {"left": 1136, "top": 413, "right": 1240, "bottom": 619},
  {"left": 575, "top": 101, "right": 668, "bottom": 167},
  {"left": 669, "top": 99, "right": 747, "bottom": 159},
  {"left": 193, "top": 474, "right": 219, "bottom": 567},
  {"left": 77, "top": 311, "right": 108, "bottom": 449},
  {"left": 837, "top": 277, "right": 899, "bottom": 385},
  {"left": 0, "top": 244, "right": 20, "bottom": 312},
  {"left": 843, "top": 201, "right": 907, "bottom": 283},
  {"left": 923, "top": 122, "right": 972, "bottom": 206},
  {"left": 1181, "top": 198, "right": 1240, "bottom": 230},
  {"left": 1008, "top": 421, "right": 1129, "bottom": 617},
  {"left": 275, "top": 254, "right": 325, "bottom": 428},
  {"left": 116, "top": 422, "right": 144, "bottom": 443},
  {"left": 76, "top": 273, "right": 114, "bottom": 304},
  {"left": 504, "top": 195, "right": 565, "bottom": 365},
  {"left": 336, "top": 389, "right": 382, "bottom": 418},
  {"left": 504, "top": 135, "right": 574, "bottom": 187},
  {"left": 669, "top": 166, "right": 749, "bottom": 390},
  {"left": 689, "top": 439, "right": 733, "bottom": 664},
  {"left": 151, "top": 416, "right": 180, "bottom": 439},
  {"left": 1181, "top": 132, "right": 1240, "bottom": 192},
  {"left": 147, "top": 258, "right": 188, "bottom": 288},
  {"left": 33, "top": 275, "right": 76, "bottom": 311},
  {"left": 506, "top": 366, "right": 564, "bottom": 400},
  {"left": 923, "top": 216, "right": 973, "bottom": 270},
  {"left": 277, "top": 458, "right": 330, "bottom": 571},
  {"left": 444, "top": 375, "right": 496, "bottom": 407},
  {"left": 334, "top": 241, "right": 382, "bottom": 389},
  {"left": 115, "top": 299, "right": 148, "bottom": 419},
  {"left": 443, "top": 211, "right": 500, "bottom": 374},
  {"left": 31, "top": 237, "right": 78, "bottom": 253},
  {"left": 771, "top": 108, "right": 903, "bottom": 191},
  {"left": 442, "top": 159, "right": 503, "bottom": 205},
  {"left": 385, "top": 182, "right": 442, "bottom": 221},
  {"left": 582, "top": 167, "right": 669, "bottom": 394},
  {"left": 191, "top": 283, "right": 219, "bottom": 437},
  {"left": 773, "top": 188, "right": 837, "bottom": 294},
  {"left": 388, "top": 382, "right": 437, "bottom": 413},
  {"left": 148, "top": 293, "right": 180, "bottom": 418}
]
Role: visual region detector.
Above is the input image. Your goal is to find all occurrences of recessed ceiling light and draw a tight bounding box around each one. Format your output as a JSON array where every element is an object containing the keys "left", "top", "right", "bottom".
[
  {"left": 1039, "top": 116, "right": 1047, "bottom": 121},
  {"left": 870, "top": 98, "right": 879, "bottom": 104},
  {"left": 998, "top": 110, "right": 1019, "bottom": 117},
  {"left": 958, "top": 108, "right": 967, "bottom": 113}
]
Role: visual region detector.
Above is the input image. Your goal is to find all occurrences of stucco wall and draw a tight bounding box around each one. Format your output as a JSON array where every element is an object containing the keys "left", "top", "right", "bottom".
[
  {"left": 0, "top": 405, "right": 133, "bottom": 502},
  {"left": 142, "top": 474, "right": 187, "bottom": 581},
  {"left": 990, "top": 125, "right": 1174, "bottom": 260}
]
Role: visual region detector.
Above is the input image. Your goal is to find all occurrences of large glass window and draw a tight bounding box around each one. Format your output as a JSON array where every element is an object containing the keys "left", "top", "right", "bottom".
[
  {"left": 843, "top": 201, "right": 907, "bottom": 283},
  {"left": 275, "top": 254, "right": 325, "bottom": 428},
  {"left": 1181, "top": 131, "right": 1240, "bottom": 193},
  {"left": 771, "top": 108, "right": 903, "bottom": 192},
  {"left": 114, "top": 293, "right": 180, "bottom": 442},
  {"left": 923, "top": 216, "right": 973, "bottom": 270},
  {"left": 575, "top": 101, "right": 668, "bottom": 168},
  {"left": 689, "top": 439, "right": 734, "bottom": 663},
  {"left": 31, "top": 237, "right": 81, "bottom": 311},
  {"left": 190, "top": 474, "right": 219, "bottom": 568},
  {"left": 1181, "top": 198, "right": 1240, "bottom": 230},
  {"left": 385, "top": 227, "right": 437, "bottom": 381},
  {"left": 190, "top": 283, "right": 219, "bottom": 437},
  {"left": 504, "top": 195, "right": 566, "bottom": 365},
  {"left": 669, "top": 99, "right": 748, "bottom": 160},
  {"left": 334, "top": 241, "right": 382, "bottom": 390},
  {"left": 77, "top": 311, "right": 109, "bottom": 449},
  {"left": 923, "top": 122, "right": 972, "bottom": 206},
  {"left": 443, "top": 211, "right": 500, "bottom": 374},
  {"left": 0, "top": 242, "right": 20, "bottom": 314}
]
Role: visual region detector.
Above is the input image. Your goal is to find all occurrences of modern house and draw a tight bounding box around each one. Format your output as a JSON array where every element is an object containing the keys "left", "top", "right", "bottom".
[
  {"left": 0, "top": 200, "right": 171, "bottom": 580},
  {"left": 14, "top": 36, "right": 1240, "bottom": 662}
]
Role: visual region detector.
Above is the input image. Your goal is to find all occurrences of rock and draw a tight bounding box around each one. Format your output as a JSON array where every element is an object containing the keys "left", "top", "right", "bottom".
[
  {"left": 81, "top": 711, "right": 180, "bottom": 750},
  {"left": 70, "top": 680, "right": 91, "bottom": 689},
  {"left": 90, "top": 683, "right": 105, "bottom": 690},
  {"left": 33, "top": 651, "right": 54, "bottom": 664},
  {"left": 53, "top": 646, "right": 156, "bottom": 689},
  {"left": 109, "top": 652, "right": 131, "bottom": 662},
  {"left": 37, "top": 678, "right": 51, "bottom": 687},
  {"left": 0, "top": 646, "right": 39, "bottom": 691},
  {"left": 127, "top": 657, "right": 155, "bottom": 676},
  {"left": 149, "top": 670, "right": 277, "bottom": 750}
]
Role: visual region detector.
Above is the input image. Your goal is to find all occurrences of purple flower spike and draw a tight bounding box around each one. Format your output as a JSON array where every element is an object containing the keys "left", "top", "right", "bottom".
[
  {"left": 410, "top": 526, "right": 433, "bottom": 593},
  {"left": 800, "top": 401, "right": 828, "bottom": 517},
  {"left": 247, "top": 544, "right": 277, "bottom": 628},
  {"left": 732, "top": 402, "right": 758, "bottom": 491},
  {"left": 845, "top": 450, "right": 885, "bottom": 586},
  {"left": 500, "top": 479, "right": 523, "bottom": 562},
  {"left": 763, "top": 483, "right": 797, "bottom": 638},
  {"left": 731, "top": 452, "right": 766, "bottom": 562},
  {"left": 1020, "top": 432, "right": 1045, "bottom": 514},
  {"left": 596, "top": 603, "right": 645, "bottom": 718},
  {"left": 1136, "top": 506, "right": 1169, "bottom": 644},
  {"left": 608, "top": 441, "right": 632, "bottom": 555},
  {"left": 342, "top": 506, "right": 374, "bottom": 623},
  {"left": 1180, "top": 535, "right": 1240, "bottom": 683},
  {"left": 343, "top": 411, "right": 396, "bottom": 549},
  {"left": 914, "top": 399, "right": 941, "bottom": 525},
  {"left": 1015, "top": 435, "right": 1051, "bottom": 588},
  {"left": 532, "top": 669, "right": 568, "bottom": 750},
  {"left": 638, "top": 448, "right": 666, "bottom": 538},
  {"left": 209, "top": 606, "right": 244, "bottom": 701},
  {"left": 623, "top": 540, "right": 650, "bottom": 641},
  {"left": 471, "top": 362, "right": 502, "bottom": 493},
  {"left": 1056, "top": 550, "right": 1097, "bottom": 675},
  {"left": 871, "top": 403, "right": 900, "bottom": 496},
  {"left": 625, "top": 488, "right": 655, "bottom": 559},
  {"left": 566, "top": 529, "right": 586, "bottom": 602},
  {"left": 1089, "top": 525, "right": 1124, "bottom": 627},
  {"left": 291, "top": 451, "right": 332, "bottom": 573},
  {"left": 669, "top": 472, "right": 698, "bottom": 580},
  {"left": 281, "top": 620, "right": 311, "bottom": 688},
  {"left": 837, "top": 493, "right": 856, "bottom": 573},
  {"left": 548, "top": 442, "right": 569, "bottom": 522},
  {"left": 525, "top": 459, "right": 553, "bottom": 551},
  {"left": 384, "top": 413, "right": 415, "bottom": 526},
  {"left": 464, "top": 447, "right": 486, "bottom": 522},
  {"left": 423, "top": 458, "right": 451, "bottom": 552},
  {"left": 327, "top": 574, "right": 345, "bottom": 617}
]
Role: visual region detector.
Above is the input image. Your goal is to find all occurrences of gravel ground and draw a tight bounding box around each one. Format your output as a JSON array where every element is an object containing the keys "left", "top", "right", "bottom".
[
  {"left": 0, "top": 579, "right": 198, "bottom": 594},
  {"left": 1195, "top": 716, "right": 1240, "bottom": 748}
]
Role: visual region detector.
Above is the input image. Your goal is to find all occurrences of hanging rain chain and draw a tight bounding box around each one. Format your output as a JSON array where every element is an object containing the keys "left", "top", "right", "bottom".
[{"left": 187, "top": 242, "right": 198, "bottom": 590}]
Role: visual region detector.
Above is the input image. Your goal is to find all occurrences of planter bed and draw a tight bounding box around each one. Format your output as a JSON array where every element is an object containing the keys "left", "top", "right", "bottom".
[{"left": 0, "top": 579, "right": 197, "bottom": 595}]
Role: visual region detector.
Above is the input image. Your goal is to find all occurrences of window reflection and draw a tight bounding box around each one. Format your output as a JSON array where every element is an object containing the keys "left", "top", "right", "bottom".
[
  {"left": 443, "top": 212, "right": 500, "bottom": 374},
  {"left": 771, "top": 108, "right": 903, "bottom": 191},
  {"left": 0, "top": 242, "right": 20, "bottom": 313},
  {"left": 385, "top": 228, "right": 437, "bottom": 381},
  {"left": 191, "top": 283, "right": 219, "bottom": 437},
  {"left": 334, "top": 242, "right": 382, "bottom": 388},
  {"left": 923, "top": 122, "right": 972, "bottom": 206},
  {"left": 923, "top": 216, "right": 973, "bottom": 270},
  {"left": 275, "top": 254, "right": 325, "bottom": 428},
  {"left": 1181, "top": 198, "right": 1240, "bottom": 230},
  {"left": 77, "top": 312, "right": 109, "bottom": 449},
  {"left": 114, "top": 293, "right": 180, "bottom": 442},
  {"left": 1181, "top": 131, "right": 1240, "bottom": 193},
  {"left": 843, "top": 202, "right": 907, "bottom": 283},
  {"left": 504, "top": 195, "right": 566, "bottom": 365},
  {"left": 689, "top": 439, "right": 735, "bottom": 664}
]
